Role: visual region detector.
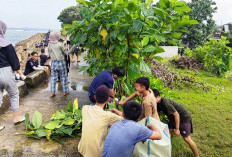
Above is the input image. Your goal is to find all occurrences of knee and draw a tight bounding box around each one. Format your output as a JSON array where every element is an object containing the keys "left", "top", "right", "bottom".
[{"left": 183, "top": 136, "right": 192, "bottom": 143}]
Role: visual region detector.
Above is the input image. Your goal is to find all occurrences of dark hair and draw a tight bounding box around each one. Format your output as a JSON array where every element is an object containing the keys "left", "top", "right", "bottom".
[
  {"left": 112, "top": 67, "right": 125, "bottom": 77},
  {"left": 41, "top": 49, "right": 45, "bottom": 53},
  {"left": 95, "top": 85, "right": 110, "bottom": 103},
  {"left": 123, "top": 101, "right": 142, "bottom": 121},
  {"left": 152, "top": 89, "right": 160, "bottom": 97},
  {"left": 136, "top": 77, "right": 150, "bottom": 90},
  {"left": 31, "top": 52, "right": 38, "bottom": 56}
]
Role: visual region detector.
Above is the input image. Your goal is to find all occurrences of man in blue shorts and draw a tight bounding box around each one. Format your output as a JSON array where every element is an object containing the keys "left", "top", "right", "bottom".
[{"left": 153, "top": 89, "right": 199, "bottom": 157}]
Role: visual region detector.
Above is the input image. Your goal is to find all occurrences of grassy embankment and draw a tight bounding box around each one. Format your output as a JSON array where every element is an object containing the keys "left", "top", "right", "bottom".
[{"left": 165, "top": 66, "right": 232, "bottom": 157}]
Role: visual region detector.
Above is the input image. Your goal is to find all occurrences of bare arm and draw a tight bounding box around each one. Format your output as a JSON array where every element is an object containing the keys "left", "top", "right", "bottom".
[
  {"left": 60, "top": 43, "right": 76, "bottom": 55},
  {"left": 147, "top": 123, "right": 162, "bottom": 140},
  {"left": 111, "top": 109, "right": 122, "bottom": 116},
  {"left": 118, "top": 92, "right": 138, "bottom": 106},
  {"left": 109, "top": 88, "right": 115, "bottom": 99},
  {"left": 173, "top": 111, "right": 180, "bottom": 136}
]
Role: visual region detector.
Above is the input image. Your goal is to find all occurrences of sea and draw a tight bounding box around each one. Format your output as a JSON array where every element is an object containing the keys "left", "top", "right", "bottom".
[{"left": 5, "top": 28, "right": 49, "bottom": 46}]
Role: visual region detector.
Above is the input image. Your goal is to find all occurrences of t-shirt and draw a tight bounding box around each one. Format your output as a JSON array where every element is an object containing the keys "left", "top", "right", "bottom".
[
  {"left": 78, "top": 105, "right": 122, "bottom": 157},
  {"left": 89, "top": 70, "right": 114, "bottom": 98},
  {"left": 101, "top": 119, "right": 153, "bottom": 157},
  {"left": 137, "top": 89, "right": 160, "bottom": 121},
  {"left": 24, "top": 58, "right": 39, "bottom": 75},
  {"left": 40, "top": 54, "right": 48, "bottom": 66},
  {"left": 157, "top": 97, "right": 192, "bottom": 124}
]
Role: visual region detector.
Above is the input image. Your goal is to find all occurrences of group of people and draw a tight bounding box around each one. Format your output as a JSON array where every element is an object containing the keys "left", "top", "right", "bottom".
[
  {"left": 79, "top": 68, "right": 199, "bottom": 157},
  {"left": 0, "top": 20, "right": 79, "bottom": 130},
  {"left": 0, "top": 19, "right": 199, "bottom": 157}
]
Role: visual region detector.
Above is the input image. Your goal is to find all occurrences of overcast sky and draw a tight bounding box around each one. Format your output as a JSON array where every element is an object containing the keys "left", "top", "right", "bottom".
[{"left": 0, "top": 0, "right": 231, "bottom": 30}]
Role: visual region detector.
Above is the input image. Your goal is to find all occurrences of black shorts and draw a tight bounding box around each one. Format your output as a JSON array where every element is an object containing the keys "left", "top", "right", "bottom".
[{"left": 168, "top": 120, "right": 193, "bottom": 137}]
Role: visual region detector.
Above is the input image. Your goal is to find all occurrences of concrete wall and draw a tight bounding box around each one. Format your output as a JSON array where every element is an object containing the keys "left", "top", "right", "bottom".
[{"left": 156, "top": 46, "right": 178, "bottom": 58}]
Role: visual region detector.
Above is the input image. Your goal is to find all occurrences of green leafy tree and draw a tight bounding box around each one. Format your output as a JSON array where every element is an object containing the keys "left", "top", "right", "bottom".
[
  {"left": 181, "top": 0, "right": 217, "bottom": 48},
  {"left": 58, "top": 6, "right": 82, "bottom": 27},
  {"left": 65, "top": 0, "right": 198, "bottom": 96},
  {"left": 194, "top": 37, "right": 232, "bottom": 76}
]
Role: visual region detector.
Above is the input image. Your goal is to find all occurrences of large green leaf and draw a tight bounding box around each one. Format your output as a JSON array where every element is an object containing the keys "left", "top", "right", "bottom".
[
  {"left": 45, "top": 121, "right": 60, "bottom": 130},
  {"left": 128, "top": 63, "right": 138, "bottom": 80},
  {"left": 143, "top": 45, "right": 156, "bottom": 53},
  {"left": 36, "top": 128, "right": 47, "bottom": 137},
  {"left": 139, "top": 62, "right": 151, "bottom": 74},
  {"left": 62, "top": 127, "right": 73, "bottom": 135},
  {"left": 132, "top": 20, "right": 144, "bottom": 32},
  {"left": 159, "top": 0, "right": 169, "bottom": 8},
  {"left": 32, "top": 111, "right": 42, "bottom": 129},
  {"left": 141, "top": 36, "right": 149, "bottom": 47},
  {"left": 62, "top": 118, "right": 75, "bottom": 126}
]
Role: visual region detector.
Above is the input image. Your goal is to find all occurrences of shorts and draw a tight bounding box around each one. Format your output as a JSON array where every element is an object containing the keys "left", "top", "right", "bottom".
[{"left": 168, "top": 120, "right": 193, "bottom": 137}]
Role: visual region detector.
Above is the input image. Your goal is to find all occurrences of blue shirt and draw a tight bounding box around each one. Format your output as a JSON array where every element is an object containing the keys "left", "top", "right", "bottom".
[
  {"left": 101, "top": 119, "right": 153, "bottom": 157},
  {"left": 24, "top": 58, "right": 39, "bottom": 75},
  {"left": 89, "top": 70, "right": 114, "bottom": 98},
  {"left": 40, "top": 54, "right": 48, "bottom": 66}
]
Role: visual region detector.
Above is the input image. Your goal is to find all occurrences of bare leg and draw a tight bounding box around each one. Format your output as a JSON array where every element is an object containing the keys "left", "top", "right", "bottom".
[{"left": 183, "top": 136, "right": 199, "bottom": 157}]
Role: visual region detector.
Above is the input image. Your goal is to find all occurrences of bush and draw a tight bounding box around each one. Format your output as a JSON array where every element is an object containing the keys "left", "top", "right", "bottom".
[{"left": 187, "top": 36, "right": 232, "bottom": 76}]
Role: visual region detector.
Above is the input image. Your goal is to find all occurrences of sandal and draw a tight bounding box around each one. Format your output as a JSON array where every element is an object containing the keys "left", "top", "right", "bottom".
[
  {"left": 14, "top": 116, "right": 25, "bottom": 125},
  {"left": 64, "top": 93, "right": 69, "bottom": 96},
  {"left": 50, "top": 94, "right": 56, "bottom": 98},
  {"left": 0, "top": 126, "right": 5, "bottom": 131}
]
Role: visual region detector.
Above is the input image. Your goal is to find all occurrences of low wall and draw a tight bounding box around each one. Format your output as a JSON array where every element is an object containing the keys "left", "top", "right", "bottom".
[{"left": 156, "top": 46, "right": 178, "bottom": 58}]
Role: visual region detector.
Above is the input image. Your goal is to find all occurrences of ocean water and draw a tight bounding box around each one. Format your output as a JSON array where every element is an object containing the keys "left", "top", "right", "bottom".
[{"left": 5, "top": 29, "right": 48, "bottom": 46}]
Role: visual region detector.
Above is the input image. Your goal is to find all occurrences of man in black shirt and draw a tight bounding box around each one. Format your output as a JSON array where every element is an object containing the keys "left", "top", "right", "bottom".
[
  {"left": 40, "top": 49, "right": 49, "bottom": 66},
  {"left": 24, "top": 52, "right": 47, "bottom": 75},
  {"left": 153, "top": 89, "right": 199, "bottom": 157}
]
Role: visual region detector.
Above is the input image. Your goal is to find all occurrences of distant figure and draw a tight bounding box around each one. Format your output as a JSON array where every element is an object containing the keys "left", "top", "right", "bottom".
[
  {"left": 24, "top": 52, "right": 48, "bottom": 75},
  {"left": 181, "top": 48, "right": 184, "bottom": 56},
  {"left": 48, "top": 31, "right": 77, "bottom": 98},
  {"left": 35, "top": 42, "right": 38, "bottom": 48},
  {"left": 68, "top": 35, "right": 80, "bottom": 63},
  {"left": 0, "top": 20, "right": 25, "bottom": 130},
  {"left": 40, "top": 49, "right": 49, "bottom": 66}
]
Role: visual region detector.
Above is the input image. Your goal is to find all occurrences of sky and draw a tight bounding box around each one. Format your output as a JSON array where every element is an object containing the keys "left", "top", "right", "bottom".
[{"left": 0, "top": 0, "right": 232, "bottom": 30}]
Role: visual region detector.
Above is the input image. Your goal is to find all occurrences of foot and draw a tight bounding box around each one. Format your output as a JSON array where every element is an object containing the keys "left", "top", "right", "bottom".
[
  {"left": 64, "top": 93, "right": 69, "bottom": 96},
  {"left": 50, "top": 94, "right": 56, "bottom": 98},
  {"left": 77, "top": 60, "right": 80, "bottom": 62},
  {"left": 20, "top": 74, "right": 26, "bottom": 80}
]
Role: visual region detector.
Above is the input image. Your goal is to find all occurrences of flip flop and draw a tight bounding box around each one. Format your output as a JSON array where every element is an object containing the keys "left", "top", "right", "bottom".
[
  {"left": 0, "top": 126, "right": 5, "bottom": 131},
  {"left": 64, "top": 93, "right": 69, "bottom": 96},
  {"left": 14, "top": 116, "right": 25, "bottom": 125},
  {"left": 50, "top": 94, "right": 56, "bottom": 98}
]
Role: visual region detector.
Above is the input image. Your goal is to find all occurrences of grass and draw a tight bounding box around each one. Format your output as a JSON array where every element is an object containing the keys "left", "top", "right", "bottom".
[{"left": 167, "top": 68, "right": 232, "bottom": 157}]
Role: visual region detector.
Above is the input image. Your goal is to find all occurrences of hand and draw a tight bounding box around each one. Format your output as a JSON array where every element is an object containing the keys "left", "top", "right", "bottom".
[
  {"left": 15, "top": 74, "right": 20, "bottom": 80},
  {"left": 20, "top": 75, "right": 26, "bottom": 80},
  {"left": 175, "top": 129, "right": 180, "bottom": 136},
  {"left": 111, "top": 108, "right": 119, "bottom": 114},
  {"left": 118, "top": 101, "right": 124, "bottom": 106},
  {"left": 111, "top": 108, "right": 122, "bottom": 116},
  {"left": 44, "top": 67, "right": 49, "bottom": 73},
  {"left": 146, "top": 123, "right": 157, "bottom": 131}
]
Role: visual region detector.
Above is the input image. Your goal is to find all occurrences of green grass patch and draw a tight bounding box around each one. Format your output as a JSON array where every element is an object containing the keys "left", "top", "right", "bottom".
[{"left": 169, "top": 69, "right": 232, "bottom": 157}]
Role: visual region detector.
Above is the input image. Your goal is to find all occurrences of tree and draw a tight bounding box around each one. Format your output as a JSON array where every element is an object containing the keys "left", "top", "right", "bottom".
[
  {"left": 58, "top": 6, "right": 82, "bottom": 27},
  {"left": 181, "top": 0, "right": 217, "bottom": 49},
  {"left": 64, "top": 0, "right": 198, "bottom": 96}
]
